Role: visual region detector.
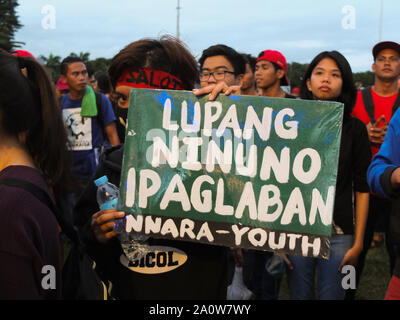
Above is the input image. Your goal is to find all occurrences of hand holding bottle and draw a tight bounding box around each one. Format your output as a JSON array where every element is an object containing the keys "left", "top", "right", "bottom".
[
  {"left": 91, "top": 209, "right": 125, "bottom": 244},
  {"left": 93, "top": 175, "right": 149, "bottom": 262}
]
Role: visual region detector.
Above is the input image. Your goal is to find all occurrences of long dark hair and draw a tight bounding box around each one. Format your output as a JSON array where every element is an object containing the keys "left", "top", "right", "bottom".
[
  {"left": 108, "top": 35, "right": 199, "bottom": 90},
  {"left": 0, "top": 50, "right": 75, "bottom": 193},
  {"left": 300, "top": 50, "right": 356, "bottom": 120}
]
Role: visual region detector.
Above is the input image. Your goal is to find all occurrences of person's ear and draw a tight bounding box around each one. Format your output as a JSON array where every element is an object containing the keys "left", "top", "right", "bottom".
[
  {"left": 61, "top": 74, "right": 68, "bottom": 84},
  {"left": 236, "top": 74, "right": 244, "bottom": 86},
  {"left": 17, "top": 131, "right": 28, "bottom": 144},
  {"left": 372, "top": 62, "right": 376, "bottom": 74},
  {"left": 276, "top": 69, "right": 285, "bottom": 81},
  {"left": 306, "top": 79, "right": 312, "bottom": 91}
]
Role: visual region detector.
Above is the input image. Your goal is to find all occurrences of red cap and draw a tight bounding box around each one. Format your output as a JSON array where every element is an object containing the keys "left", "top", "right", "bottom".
[
  {"left": 57, "top": 77, "right": 69, "bottom": 91},
  {"left": 291, "top": 87, "right": 300, "bottom": 95},
  {"left": 257, "top": 50, "right": 289, "bottom": 86},
  {"left": 11, "top": 50, "right": 35, "bottom": 58},
  {"left": 372, "top": 41, "right": 400, "bottom": 59}
]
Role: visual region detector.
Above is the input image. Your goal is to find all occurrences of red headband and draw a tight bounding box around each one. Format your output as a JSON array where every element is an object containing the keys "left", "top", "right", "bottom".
[{"left": 116, "top": 68, "right": 184, "bottom": 90}]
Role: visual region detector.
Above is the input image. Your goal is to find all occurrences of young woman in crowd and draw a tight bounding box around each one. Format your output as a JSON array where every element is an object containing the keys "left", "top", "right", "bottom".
[
  {"left": 0, "top": 50, "right": 74, "bottom": 299},
  {"left": 73, "top": 35, "right": 229, "bottom": 299},
  {"left": 281, "top": 51, "right": 371, "bottom": 300}
]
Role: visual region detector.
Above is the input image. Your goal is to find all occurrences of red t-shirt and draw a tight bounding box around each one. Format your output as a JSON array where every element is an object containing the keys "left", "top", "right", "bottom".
[{"left": 351, "top": 88, "right": 399, "bottom": 157}]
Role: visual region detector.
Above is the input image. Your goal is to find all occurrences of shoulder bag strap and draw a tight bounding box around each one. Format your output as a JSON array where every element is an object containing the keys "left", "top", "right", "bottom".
[
  {"left": 0, "top": 178, "right": 79, "bottom": 244},
  {"left": 391, "top": 89, "right": 400, "bottom": 117},
  {"left": 361, "top": 86, "right": 376, "bottom": 124}
]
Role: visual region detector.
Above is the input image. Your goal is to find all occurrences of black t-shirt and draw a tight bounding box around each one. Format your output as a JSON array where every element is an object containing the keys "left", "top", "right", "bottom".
[
  {"left": 333, "top": 116, "right": 371, "bottom": 234},
  {"left": 74, "top": 146, "right": 228, "bottom": 300}
]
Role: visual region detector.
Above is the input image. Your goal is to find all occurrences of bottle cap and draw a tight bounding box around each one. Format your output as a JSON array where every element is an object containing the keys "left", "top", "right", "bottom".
[{"left": 94, "top": 175, "right": 108, "bottom": 187}]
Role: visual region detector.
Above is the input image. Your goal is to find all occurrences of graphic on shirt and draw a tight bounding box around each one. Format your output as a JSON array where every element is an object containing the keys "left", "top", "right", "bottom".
[
  {"left": 63, "top": 108, "right": 93, "bottom": 151},
  {"left": 119, "top": 245, "right": 187, "bottom": 274}
]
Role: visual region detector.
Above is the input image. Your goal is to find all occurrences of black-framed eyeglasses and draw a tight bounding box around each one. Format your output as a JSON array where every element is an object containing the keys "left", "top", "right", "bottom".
[{"left": 200, "top": 70, "right": 235, "bottom": 81}]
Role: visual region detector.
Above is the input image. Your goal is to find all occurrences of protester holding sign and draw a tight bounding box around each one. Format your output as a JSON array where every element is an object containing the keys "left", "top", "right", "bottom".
[
  {"left": 198, "top": 44, "right": 245, "bottom": 89},
  {"left": 283, "top": 51, "right": 371, "bottom": 300},
  {"left": 197, "top": 44, "right": 254, "bottom": 298},
  {"left": 194, "top": 44, "right": 245, "bottom": 101},
  {"left": 73, "top": 36, "right": 229, "bottom": 299}
]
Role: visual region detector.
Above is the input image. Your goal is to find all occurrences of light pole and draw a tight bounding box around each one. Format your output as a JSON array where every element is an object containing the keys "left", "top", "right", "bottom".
[
  {"left": 379, "top": 0, "right": 383, "bottom": 41},
  {"left": 177, "top": 0, "right": 181, "bottom": 40}
]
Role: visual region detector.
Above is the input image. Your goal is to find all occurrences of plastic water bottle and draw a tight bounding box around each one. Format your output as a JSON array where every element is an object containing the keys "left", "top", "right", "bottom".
[
  {"left": 94, "top": 175, "right": 149, "bottom": 262},
  {"left": 94, "top": 175, "right": 119, "bottom": 211}
]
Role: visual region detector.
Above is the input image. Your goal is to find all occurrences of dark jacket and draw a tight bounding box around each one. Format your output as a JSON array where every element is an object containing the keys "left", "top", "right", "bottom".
[
  {"left": 0, "top": 166, "right": 62, "bottom": 299},
  {"left": 368, "top": 109, "right": 400, "bottom": 277}
]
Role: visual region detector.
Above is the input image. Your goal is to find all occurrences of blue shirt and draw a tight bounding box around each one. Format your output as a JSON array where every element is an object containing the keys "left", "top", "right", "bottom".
[
  {"left": 61, "top": 92, "right": 116, "bottom": 180},
  {"left": 367, "top": 108, "right": 400, "bottom": 198}
]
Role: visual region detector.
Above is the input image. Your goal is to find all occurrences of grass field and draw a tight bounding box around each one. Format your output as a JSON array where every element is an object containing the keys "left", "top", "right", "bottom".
[
  {"left": 355, "top": 241, "right": 392, "bottom": 300},
  {"left": 278, "top": 238, "right": 392, "bottom": 300}
]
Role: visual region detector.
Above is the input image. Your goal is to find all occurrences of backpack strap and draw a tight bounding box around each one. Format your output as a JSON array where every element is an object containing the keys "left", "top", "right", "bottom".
[
  {"left": 95, "top": 92, "right": 104, "bottom": 129},
  {"left": 0, "top": 178, "right": 80, "bottom": 245},
  {"left": 361, "top": 86, "right": 376, "bottom": 124},
  {"left": 391, "top": 89, "right": 400, "bottom": 116},
  {"left": 95, "top": 92, "right": 107, "bottom": 141},
  {"left": 361, "top": 87, "right": 400, "bottom": 123}
]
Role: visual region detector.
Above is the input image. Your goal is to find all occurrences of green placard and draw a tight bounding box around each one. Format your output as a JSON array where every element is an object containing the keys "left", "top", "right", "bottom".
[{"left": 116, "top": 88, "right": 343, "bottom": 259}]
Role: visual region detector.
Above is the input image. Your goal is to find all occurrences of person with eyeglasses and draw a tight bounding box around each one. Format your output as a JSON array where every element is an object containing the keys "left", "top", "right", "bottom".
[
  {"left": 195, "top": 45, "right": 294, "bottom": 301},
  {"left": 196, "top": 44, "right": 259, "bottom": 299},
  {"left": 347, "top": 41, "right": 400, "bottom": 300},
  {"left": 196, "top": 44, "right": 245, "bottom": 99}
]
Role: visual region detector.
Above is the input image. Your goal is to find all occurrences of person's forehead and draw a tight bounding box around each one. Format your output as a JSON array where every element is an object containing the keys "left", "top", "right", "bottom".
[
  {"left": 202, "top": 55, "right": 234, "bottom": 70},
  {"left": 115, "top": 85, "right": 132, "bottom": 95},
  {"left": 377, "top": 48, "right": 400, "bottom": 58},
  {"left": 314, "top": 57, "right": 340, "bottom": 70},
  {"left": 68, "top": 62, "right": 87, "bottom": 72},
  {"left": 256, "top": 60, "right": 273, "bottom": 67}
]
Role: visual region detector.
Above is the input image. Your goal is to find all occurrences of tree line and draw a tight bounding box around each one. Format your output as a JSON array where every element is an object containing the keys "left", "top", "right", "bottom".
[
  {"left": 39, "top": 52, "right": 110, "bottom": 82},
  {"left": 38, "top": 53, "right": 374, "bottom": 88},
  {"left": 286, "top": 62, "right": 374, "bottom": 88}
]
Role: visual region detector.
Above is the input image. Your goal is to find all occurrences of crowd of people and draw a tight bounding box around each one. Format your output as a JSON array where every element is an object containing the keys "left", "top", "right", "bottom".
[{"left": 1, "top": 36, "right": 400, "bottom": 300}]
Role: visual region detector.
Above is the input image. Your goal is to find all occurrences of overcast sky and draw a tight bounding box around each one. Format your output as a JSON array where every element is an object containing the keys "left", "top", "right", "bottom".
[{"left": 15, "top": 0, "right": 400, "bottom": 72}]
